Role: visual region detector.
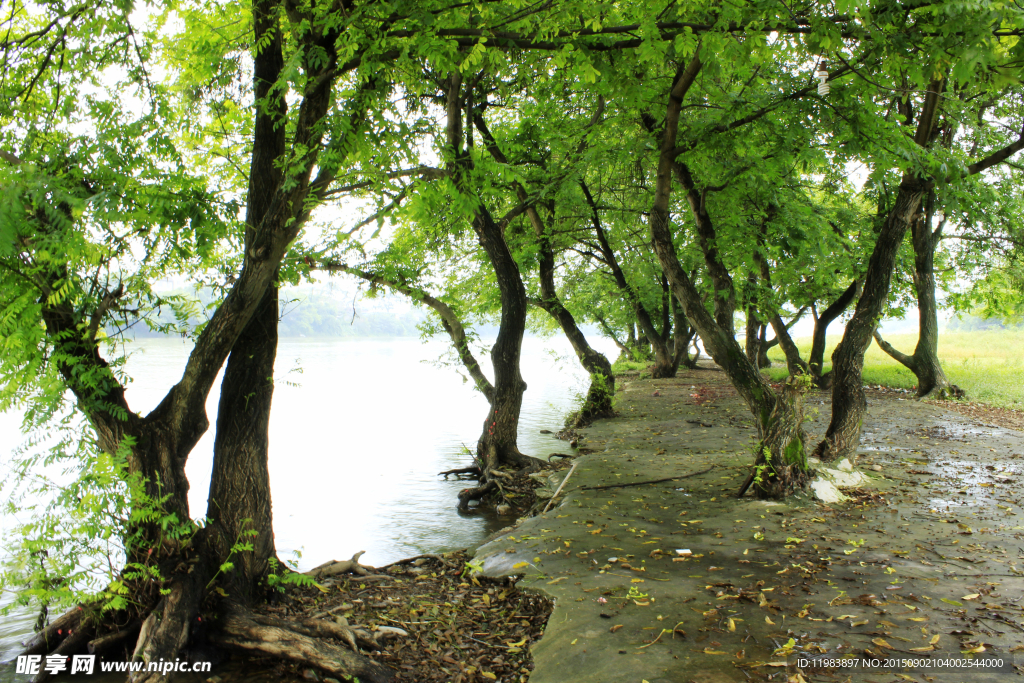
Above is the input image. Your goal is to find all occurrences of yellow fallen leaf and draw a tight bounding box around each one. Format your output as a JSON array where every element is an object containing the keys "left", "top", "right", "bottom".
[
  {"left": 850, "top": 619, "right": 869, "bottom": 627},
  {"left": 610, "top": 624, "right": 623, "bottom": 633},
  {"left": 727, "top": 618, "right": 736, "bottom": 632},
  {"left": 481, "top": 673, "right": 497, "bottom": 681},
  {"left": 765, "top": 616, "right": 775, "bottom": 625},
  {"left": 571, "top": 639, "right": 578, "bottom": 645},
  {"left": 506, "top": 637, "right": 527, "bottom": 648},
  {"left": 895, "top": 675, "right": 916, "bottom": 681},
  {"left": 930, "top": 634, "right": 940, "bottom": 645},
  {"left": 872, "top": 638, "right": 892, "bottom": 649},
  {"left": 963, "top": 644, "right": 986, "bottom": 654},
  {"left": 703, "top": 648, "right": 727, "bottom": 655},
  {"left": 961, "top": 593, "right": 980, "bottom": 601},
  {"left": 910, "top": 646, "right": 935, "bottom": 652},
  {"left": 908, "top": 617, "right": 927, "bottom": 622}
]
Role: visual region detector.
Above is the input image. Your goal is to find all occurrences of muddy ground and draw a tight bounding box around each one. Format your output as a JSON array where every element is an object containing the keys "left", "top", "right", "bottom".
[{"left": 475, "top": 366, "right": 1024, "bottom": 683}]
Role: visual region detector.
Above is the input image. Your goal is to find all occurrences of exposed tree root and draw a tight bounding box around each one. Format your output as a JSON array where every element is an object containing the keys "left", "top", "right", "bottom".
[
  {"left": 128, "top": 567, "right": 208, "bottom": 683},
  {"left": 21, "top": 607, "right": 83, "bottom": 656},
  {"left": 88, "top": 619, "right": 141, "bottom": 657},
  {"left": 305, "top": 551, "right": 378, "bottom": 580},
  {"left": 457, "top": 476, "right": 497, "bottom": 510},
  {"left": 438, "top": 466, "right": 482, "bottom": 478},
  {"left": 920, "top": 384, "right": 965, "bottom": 401},
  {"left": 211, "top": 606, "right": 395, "bottom": 683},
  {"left": 380, "top": 553, "right": 457, "bottom": 570}
]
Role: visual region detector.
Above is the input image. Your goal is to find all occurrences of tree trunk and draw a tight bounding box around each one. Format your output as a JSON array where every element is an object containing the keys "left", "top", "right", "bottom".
[
  {"left": 446, "top": 72, "right": 540, "bottom": 510},
  {"left": 815, "top": 79, "right": 944, "bottom": 463},
  {"left": 645, "top": 52, "right": 808, "bottom": 497},
  {"left": 873, "top": 203, "right": 962, "bottom": 399},
  {"left": 472, "top": 113, "right": 615, "bottom": 425},
  {"left": 581, "top": 180, "right": 676, "bottom": 378},
  {"left": 203, "top": 2, "right": 286, "bottom": 602},
  {"left": 671, "top": 296, "right": 699, "bottom": 370},
  {"left": 808, "top": 279, "right": 860, "bottom": 387},
  {"left": 532, "top": 228, "right": 615, "bottom": 423},
  {"left": 769, "top": 315, "right": 807, "bottom": 377},
  {"left": 757, "top": 324, "right": 775, "bottom": 368}
]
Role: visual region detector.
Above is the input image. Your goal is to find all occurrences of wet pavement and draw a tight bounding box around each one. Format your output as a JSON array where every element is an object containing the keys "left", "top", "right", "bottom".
[{"left": 474, "top": 367, "right": 1024, "bottom": 683}]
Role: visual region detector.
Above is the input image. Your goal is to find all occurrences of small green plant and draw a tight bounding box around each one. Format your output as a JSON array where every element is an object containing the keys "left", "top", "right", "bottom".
[
  {"left": 462, "top": 558, "right": 485, "bottom": 578},
  {"left": 265, "top": 557, "right": 318, "bottom": 593}
]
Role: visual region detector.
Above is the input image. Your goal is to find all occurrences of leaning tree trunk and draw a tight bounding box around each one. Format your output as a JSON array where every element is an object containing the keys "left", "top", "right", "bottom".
[
  {"left": 646, "top": 51, "right": 808, "bottom": 497},
  {"left": 532, "top": 227, "right": 615, "bottom": 423},
  {"left": 808, "top": 279, "right": 860, "bottom": 387},
  {"left": 472, "top": 112, "right": 616, "bottom": 425},
  {"left": 815, "top": 185, "right": 928, "bottom": 462},
  {"left": 815, "top": 79, "right": 944, "bottom": 463},
  {"left": 581, "top": 179, "right": 677, "bottom": 378}
]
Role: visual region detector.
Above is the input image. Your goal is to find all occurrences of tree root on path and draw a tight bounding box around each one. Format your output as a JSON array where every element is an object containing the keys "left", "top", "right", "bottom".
[
  {"left": 579, "top": 466, "right": 716, "bottom": 492},
  {"left": 211, "top": 607, "right": 394, "bottom": 683}
]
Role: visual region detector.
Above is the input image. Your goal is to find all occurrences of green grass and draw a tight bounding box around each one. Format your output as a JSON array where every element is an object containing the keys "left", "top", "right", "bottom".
[{"left": 765, "top": 329, "right": 1024, "bottom": 409}]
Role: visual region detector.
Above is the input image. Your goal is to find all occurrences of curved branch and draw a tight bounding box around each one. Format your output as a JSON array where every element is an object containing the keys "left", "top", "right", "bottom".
[{"left": 324, "top": 263, "right": 495, "bottom": 403}]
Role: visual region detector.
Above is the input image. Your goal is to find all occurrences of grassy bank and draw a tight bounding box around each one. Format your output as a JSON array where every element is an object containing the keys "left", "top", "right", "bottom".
[
  {"left": 766, "top": 329, "right": 1024, "bottom": 409},
  {"left": 607, "top": 330, "right": 1024, "bottom": 409}
]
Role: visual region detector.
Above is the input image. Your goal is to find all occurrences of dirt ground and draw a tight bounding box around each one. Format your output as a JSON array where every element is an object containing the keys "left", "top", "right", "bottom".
[{"left": 474, "top": 366, "right": 1024, "bottom": 683}]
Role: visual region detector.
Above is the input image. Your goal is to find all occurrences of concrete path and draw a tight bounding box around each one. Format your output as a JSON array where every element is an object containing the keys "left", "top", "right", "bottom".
[{"left": 475, "top": 367, "right": 1024, "bottom": 682}]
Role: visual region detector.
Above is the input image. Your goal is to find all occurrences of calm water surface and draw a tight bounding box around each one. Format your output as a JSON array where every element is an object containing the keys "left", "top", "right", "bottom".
[{"left": 0, "top": 334, "right": 615, "bottom": 678}]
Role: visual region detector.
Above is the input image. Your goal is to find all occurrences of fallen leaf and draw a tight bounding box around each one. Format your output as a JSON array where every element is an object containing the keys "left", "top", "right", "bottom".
[
  {"left": 703, "top": 648, "right": 727, "bottom": 655},
  {"left": 872, "top": 638, "right": 892, "bottom": 649},
  {"left": 960, "top": 594, "right": 980, "bottom": 601},
  {"left": 610, "top": 624, "right": 624, "bottom": 633},
  {"left": 940, "top": 598, "right": 963, "bottom": 607}
]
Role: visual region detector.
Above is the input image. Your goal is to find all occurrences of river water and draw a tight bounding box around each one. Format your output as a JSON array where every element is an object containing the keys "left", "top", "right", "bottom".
[{"left": 0, "top": 334, "right": 616, "bottom": 678}]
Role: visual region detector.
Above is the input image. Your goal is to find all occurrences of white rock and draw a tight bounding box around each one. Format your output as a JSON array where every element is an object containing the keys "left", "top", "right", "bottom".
[
  {"left": 810, "top": 478, "right": 846, "bottom": 503},
  {"left": 823, "top": 467, "right": 870, "bottom": 487},
  {"left": 836, "top": 458, "right": 854, "bottom": 472}
]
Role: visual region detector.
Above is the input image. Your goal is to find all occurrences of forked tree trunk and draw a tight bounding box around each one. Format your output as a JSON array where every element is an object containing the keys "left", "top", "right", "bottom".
[
  {"left": 873, "top": 202, "right": 962, "bottom": 399},
  {"left": 808, "top": 279, "right": 860, "bottom": 386},
  {"left": 815, "top": 79, "right": 944, "bottom": 463}
]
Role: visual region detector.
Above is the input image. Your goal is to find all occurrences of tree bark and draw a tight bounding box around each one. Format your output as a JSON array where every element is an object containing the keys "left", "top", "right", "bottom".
[
  {"left": 808, "top": 279, "right": 860, "bottom": 386},
  {"left": 203, "top": 0, "right": 286, "bottom": 604},
  {"left": 815, "top": 79, "right": 944, "bottom": 462}
]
